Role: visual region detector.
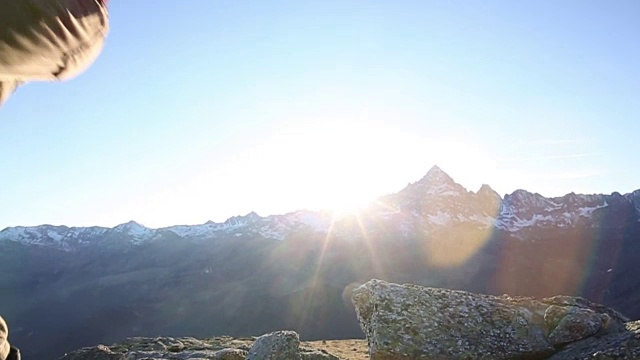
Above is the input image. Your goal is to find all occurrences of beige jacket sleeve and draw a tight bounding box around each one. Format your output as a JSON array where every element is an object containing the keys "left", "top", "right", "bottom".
[{"left": 0, "top": 0, "right": 109, "bottom": 105}]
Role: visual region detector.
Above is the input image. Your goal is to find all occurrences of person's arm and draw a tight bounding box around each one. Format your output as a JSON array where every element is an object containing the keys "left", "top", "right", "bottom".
[{"left": 0, "top": 0, "right": 108, "bottom": 107}]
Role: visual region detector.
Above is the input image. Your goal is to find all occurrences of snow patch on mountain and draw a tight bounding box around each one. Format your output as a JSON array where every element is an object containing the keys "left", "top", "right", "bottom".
[
  {"left": 578, "top": 202, "right": 609, "bottom": 217},
  {"left": 512, "top": 214, "right": 555, "bottom": 229}
]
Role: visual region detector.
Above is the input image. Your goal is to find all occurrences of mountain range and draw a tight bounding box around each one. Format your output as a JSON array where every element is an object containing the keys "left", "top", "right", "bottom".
[{"left": 1, "top": 165, "right": 639, "bottom": 359}]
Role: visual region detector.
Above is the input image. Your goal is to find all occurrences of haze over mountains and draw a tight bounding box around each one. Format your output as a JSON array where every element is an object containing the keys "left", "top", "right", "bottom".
[{"left": 1, "top": 166, "right": 639, "bottom": 359}]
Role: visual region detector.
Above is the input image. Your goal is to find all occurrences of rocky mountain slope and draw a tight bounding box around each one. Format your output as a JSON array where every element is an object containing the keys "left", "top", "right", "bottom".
[{"left": 1, "top": 166, "right": 639, "bottom": 359}]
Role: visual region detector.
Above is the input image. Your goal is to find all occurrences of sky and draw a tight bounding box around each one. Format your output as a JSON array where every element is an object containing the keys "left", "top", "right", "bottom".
[{"left": 1, "top": 0, "right": 639, "bottom": 229}]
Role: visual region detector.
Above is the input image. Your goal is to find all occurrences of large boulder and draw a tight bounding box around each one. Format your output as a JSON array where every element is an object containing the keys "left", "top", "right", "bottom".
[{"left": 352, "top": 279, "right": 628, "bottom": 360}]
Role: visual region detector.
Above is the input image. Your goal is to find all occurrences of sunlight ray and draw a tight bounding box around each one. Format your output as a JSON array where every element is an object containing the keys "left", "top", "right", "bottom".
[
  {"left": 355, "top": 213, "right": 386, "bottom": 280},
  {"left": 294, "top": 214, "right": 339, "bottom": 330}
]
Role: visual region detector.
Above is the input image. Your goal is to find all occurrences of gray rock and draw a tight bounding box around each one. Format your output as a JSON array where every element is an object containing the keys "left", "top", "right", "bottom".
[
  {"left": 246, "top": 330, "right": 300, "bottom": 360},
  {"left": 351, "top": 279, "right": 625, "bottom": 360},
  {"left": 548, "top": 320, "right": 640, "bottom": 359},
  {"left": 545, "top": 305, "right": 607, "bottom": 345},
  {"left": 57, "top": 336, "right": 253, "bottom": 360}
]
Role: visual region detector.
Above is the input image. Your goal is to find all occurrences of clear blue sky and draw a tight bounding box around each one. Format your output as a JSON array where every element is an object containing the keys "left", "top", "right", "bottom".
[{"left": 1, "top": 1, "right": 639, "bottom": 229}]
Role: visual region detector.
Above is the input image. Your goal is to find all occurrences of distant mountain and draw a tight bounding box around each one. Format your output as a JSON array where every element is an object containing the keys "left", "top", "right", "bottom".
[
  {"left": 1, "top": 165, "right": 639, "bottom": 359},
  {"left": 4, "top": 165, "right": 636, "bottom": 250},
  {"left": 0, "top": 210, "right": 332, "bottom": 249}
]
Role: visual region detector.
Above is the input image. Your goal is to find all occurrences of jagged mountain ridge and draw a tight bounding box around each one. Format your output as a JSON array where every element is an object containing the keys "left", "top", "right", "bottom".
[
  {"left": 2, "top": 165, "right": 639, "bottom": 249},
  {"left": 0, "top": 210, "right": 332, "bottom": 250}
]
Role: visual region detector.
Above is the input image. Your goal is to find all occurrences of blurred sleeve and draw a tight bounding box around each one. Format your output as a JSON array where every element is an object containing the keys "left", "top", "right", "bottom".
[{"left": 0, "top": 0, "right": 109, "bottom": 82}]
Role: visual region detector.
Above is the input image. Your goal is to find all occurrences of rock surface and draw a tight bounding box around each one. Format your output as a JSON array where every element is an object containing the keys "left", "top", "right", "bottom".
[
  {"left": 352, "top": 279, "right": 633, "bottom": 360},
  {"left": 548, "top": 320, "right": 640, "bottom": 359},
  {"left": 58, "top": 344, "right": 125, "bottom": 360},
  {"left": 246, "top": 330, "right": 300, "bottom": 360},
  {"left": 57, "top": 333, "right": 340, "bottom": 360}
]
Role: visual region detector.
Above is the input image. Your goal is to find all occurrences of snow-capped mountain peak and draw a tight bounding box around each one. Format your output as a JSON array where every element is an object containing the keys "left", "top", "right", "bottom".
[
  {"left": 503, "top": 190, "right": 559, "bottom": 211},
  {"left": 114, "top": 220, "right": 146, "bottom": 232},
  {"left": 399, "top": 166, "right": 467, "bottom": 199},
  {"left": 113, "top": 221, "right": 155, "bottom": 244},
  {"left": 223, "top": 212, "right": 261, "bottom": 227},
  {"left": 418, "top": 165, "right": 456, "bottom": 186},
  {"left": 1, "top": 166, "right": 639, "bottom": 250}
]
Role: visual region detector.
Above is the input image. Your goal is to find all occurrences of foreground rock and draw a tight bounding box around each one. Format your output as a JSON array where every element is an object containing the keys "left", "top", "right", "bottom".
[
  {"left": 548, "top": 320, "right": 640, "bottom": 359},
  {"left": 246, "top": 331, "right": 299, "bottom": 359},
  {"left": 58, "top": 331, "right": 339, "bottom": 360},
  {"left": 352, "top": 279, "right": 635, "bottom": 360}
]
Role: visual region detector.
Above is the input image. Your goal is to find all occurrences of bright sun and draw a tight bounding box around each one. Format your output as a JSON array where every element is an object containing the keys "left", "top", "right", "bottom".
[
  {"left": 216, "top": 118, "right": 498, "bottom": 217},
  {"left": 255, "top": 119, "right": 414, "bottom": 213}
]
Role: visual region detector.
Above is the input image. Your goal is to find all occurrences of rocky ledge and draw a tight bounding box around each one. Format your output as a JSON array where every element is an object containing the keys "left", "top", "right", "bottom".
[
  {"left": 58, "top": 331, "right": 339, "bottom": 360},
  {"left": 60, "top": 280, "right": 640, "bottom": 359}
]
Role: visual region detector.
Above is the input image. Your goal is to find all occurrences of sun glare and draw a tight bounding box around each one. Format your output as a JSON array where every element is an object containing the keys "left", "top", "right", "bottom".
[
  {"left": 213, "top": 117, "right": 501, "bottom": 217},
  {"left": 169, "top": 116, "right": 502, "bottom": 226},
  {"left": 250, "top": 119, "right": 416, "bottom": 213}
]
